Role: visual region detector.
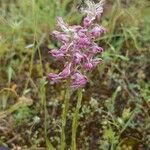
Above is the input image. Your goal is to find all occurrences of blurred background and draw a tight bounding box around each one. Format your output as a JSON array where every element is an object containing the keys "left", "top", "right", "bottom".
[{"left": 0, "top": 0, "right": 150, "bottom": 149}]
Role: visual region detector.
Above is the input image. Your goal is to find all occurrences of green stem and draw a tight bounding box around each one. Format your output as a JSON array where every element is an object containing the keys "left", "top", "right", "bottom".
[
  {"left": 60, "top": 86, "right": 70, "bottom": 150},
  {"left": 71, "top": 88, "right": 83, "bottom": 150}
]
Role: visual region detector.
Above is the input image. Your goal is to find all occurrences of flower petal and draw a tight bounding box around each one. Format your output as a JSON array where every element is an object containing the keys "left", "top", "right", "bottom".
[
  {"left": 71, "top": 72, "right": 87, "bottom": 90},
  {"left": 59, "top": 63, "right": 72, "bottom": 78},
  {"left": 56, "top": 17, "right": 69, "bottom": 32},
  {"left": 82, "top": 0, "right": 105, "bottom": 25},
  {"left": 83, "top": 17, "right": 93, "bottom": 27},
  {"left": 84, "top": 57, "right": 102, "bottom": 70},
  {"left": 49, "top": 49, "right": 65, "bottom": 59},
  {"left": 52, "top": 31, "right": 69, "bottom": 43},
  {"left": 73, "top": 51, "right": 84, "bottom": 64},
  {"left": 48, "top": 73, "right": 62, "bottom": 82},
  {"left": 91, "top": 25, "right": 106, "bottom": 38},
  {"left": 90, "top": 44, "right": 103, "bottom": 54},
  {"left": 75, "top": 37, "right": 91, "bottom": 49}
]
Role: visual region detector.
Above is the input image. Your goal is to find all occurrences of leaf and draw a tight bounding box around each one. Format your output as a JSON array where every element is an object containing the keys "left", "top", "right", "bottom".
[
  {"left": 104, "top": 127, "right": 118, "bottom": 144},
  {"left": 7, "top": 65, "right": 15, "bottom": 84},
  {"left": 46, "top": 138, "right": 55, "bottom": 150},
  {"left": 0, "top": 96, "right": 33, "bottom": 120},
  {"left": 122, "top": 108, "right": 131, "bottom": 121},
  {"left": 111, "top": 54, "right": 129, "bottom": 61}
]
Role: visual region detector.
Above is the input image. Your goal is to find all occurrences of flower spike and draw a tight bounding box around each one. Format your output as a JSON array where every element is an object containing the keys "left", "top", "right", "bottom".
[{"left": 48, "top": 0, "right": 106, "bottom": 90}]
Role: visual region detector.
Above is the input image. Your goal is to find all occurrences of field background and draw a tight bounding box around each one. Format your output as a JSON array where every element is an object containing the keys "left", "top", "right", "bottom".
[{"left": 0, "top": 0, "right": 150, "bottom": 149}]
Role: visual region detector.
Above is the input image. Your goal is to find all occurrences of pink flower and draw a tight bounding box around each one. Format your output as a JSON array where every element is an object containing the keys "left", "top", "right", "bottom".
[
  {"left": 83, "top": 17, "right": 93, "bottom": 27},
  {"left": 48, "top": 73, "right": 62, "bottom": 82},
  {"left": 90, "top": 44, "right": 103, "bottom": 54},
  {"left": 91, "top": 25, "right": 106, "bottom": 38},
  {"left": 71, "top": 72, "right": 87, "bottom": 90},
  {"left": 75, "top": 36, "right": 91, "bottom": 49},
  {"left": 59, "top": 44, "right": 72, "bottom": 54},
  {"left": 49, "top": 49, "right": 65, "bottom": 59},
  {"left": 82, "top": 0, "right": 105, "bottom": 26},
  {"left": 48, "top": 63, "right": 72, "bottom": 82},
  {"left": 84, "top": 62, "right": 93, "bottom": 70},
  {"left": 52, "top": 31, "right": 69, "bottom": 43},
  {"left": 48, "top": 0, "right": 106, "bottom": 90},
  {"left": 59, "top": 63, "right": 72, "bottom": 78},
  {"left": 73, "top": 51, "right": 84, "bottom": 64},
  {"left": 84, "top": 57, "right": 102, "bottom": 70}
]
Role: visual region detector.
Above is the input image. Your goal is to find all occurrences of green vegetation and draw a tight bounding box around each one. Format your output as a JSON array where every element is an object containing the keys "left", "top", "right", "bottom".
[{"left": 0, "top": 0, "right": 150, "bottom": 149}]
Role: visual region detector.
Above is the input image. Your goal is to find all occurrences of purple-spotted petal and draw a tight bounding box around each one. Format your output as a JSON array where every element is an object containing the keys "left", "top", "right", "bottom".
[
  {"left": 48, "top": 73, "right": 62, "bottom": 82},
  {"left": 49, "top": 49, "right": 64, "bottom": 59},
  {"left": 59, "top": 44, "right": 69, "bottom": 53},
  {"left": 90, "top": 45, "right": 103, "bottom": 54},
  {"left": 91, "top": 25, "right": 106, "bottom": 38},
  {"left": 59, "top": 63, "right": 72, "bottom": 78},
  {"left": 52, "top": 31, "right": 69, "bottom": 43},
  {"left": 71, "top": 72, "right": 87, "bottom": 90},
  {"left": 75, "top": 37, "right": 91, "bottom": 49},
  {"left": 73, "top": 51, "right": 84, "bottom": 64},
  {"left": 84, "top": 56, "right": 94, "bottom": 70},
  {"left": 84, "top": 57, "right": 102, "bottom": 70},
  {"left": 83, "top": 17, "right": 93, "bottom": 27},
  {"left": 84, "top": 62, "right": 93, "bottom": 70},
  {"left": 60, "top": 43, "right": 73, "bottom": 54}
]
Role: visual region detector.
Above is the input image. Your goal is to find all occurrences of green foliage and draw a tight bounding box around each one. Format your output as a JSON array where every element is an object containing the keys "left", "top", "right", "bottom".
[
  {"left": 0, "top": 0, "right": 150, "bottom": 149},
  {"left": 14, "top": 106, "right": 34, "bottom": 125},
  {"left": 46, "top": 137, "right": 56, "bottom": 150}
]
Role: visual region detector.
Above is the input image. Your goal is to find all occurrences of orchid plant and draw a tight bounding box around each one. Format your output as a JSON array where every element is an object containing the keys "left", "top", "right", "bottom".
[{"left": 48, "top": 0, "right": 106, "bottom": 149}]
